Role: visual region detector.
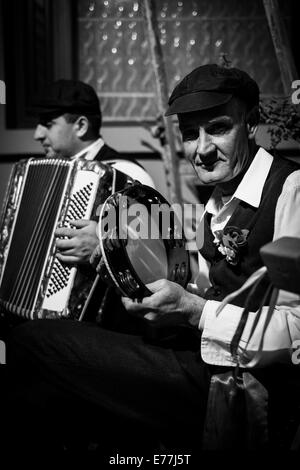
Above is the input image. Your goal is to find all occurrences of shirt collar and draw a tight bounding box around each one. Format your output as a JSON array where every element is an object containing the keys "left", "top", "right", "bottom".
[
  {"left": 206, "top": 147, "right": 273, "bottom": 214},
  {"left": 71, "top": 137, "right": 105, "bottom": 161}
]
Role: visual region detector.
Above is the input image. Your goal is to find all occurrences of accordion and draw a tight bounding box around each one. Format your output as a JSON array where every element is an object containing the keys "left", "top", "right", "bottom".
[{"left": 0, "top": 157, "right": 131, "bottom": 320}]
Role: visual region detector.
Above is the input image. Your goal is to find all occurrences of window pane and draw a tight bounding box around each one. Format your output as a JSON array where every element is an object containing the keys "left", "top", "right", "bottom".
[{"left": 77, "top": 0, "right": 292, "bottom": 122}]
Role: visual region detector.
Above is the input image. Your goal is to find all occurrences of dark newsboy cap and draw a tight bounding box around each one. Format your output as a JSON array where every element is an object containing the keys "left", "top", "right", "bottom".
[
  {"left": 32, "top": 79, "right": 101, "bottom": 119},
  {"left": 165, "top": 64, "right": 259, "bottom": 115}
]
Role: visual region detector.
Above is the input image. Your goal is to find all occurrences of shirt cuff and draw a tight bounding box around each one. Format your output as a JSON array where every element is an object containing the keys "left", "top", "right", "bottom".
[
  {"left": 198, "top": 303, "right": 207, "bottom": 331},
  {"left": 200, "top": 300, "right": 245, "bottom": 367}
]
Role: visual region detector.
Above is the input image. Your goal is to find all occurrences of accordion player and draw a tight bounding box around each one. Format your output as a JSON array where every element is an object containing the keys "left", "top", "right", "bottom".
[{"left": 0, "top": 156, "right": 135, "bottom": 322}]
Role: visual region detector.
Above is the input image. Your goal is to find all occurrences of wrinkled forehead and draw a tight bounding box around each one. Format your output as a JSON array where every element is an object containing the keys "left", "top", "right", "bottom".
[{"left": 177, "top": 98, "right": 245, "bottom": 130}]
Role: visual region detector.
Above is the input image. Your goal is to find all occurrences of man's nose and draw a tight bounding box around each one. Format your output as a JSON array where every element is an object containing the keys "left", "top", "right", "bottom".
[
  {"left": 196, "top": 129, "right": 215, "bottom": 156},
  {"left": 34, "top": 124, "right": 46, "bottom": 141}
]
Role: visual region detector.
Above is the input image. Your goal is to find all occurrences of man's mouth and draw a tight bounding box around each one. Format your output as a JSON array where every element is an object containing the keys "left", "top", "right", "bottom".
[{"left": 195, "top": 154, "right": 219, "bottom": 168}]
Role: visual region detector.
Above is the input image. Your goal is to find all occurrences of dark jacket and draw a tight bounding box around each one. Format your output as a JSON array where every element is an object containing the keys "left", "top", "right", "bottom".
[{"left": 82, "top": 143, "right": 146, "bottom": 333}]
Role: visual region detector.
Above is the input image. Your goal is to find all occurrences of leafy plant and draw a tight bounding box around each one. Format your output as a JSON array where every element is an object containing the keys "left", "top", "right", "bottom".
[
  {"left": 219, "top": 53, "right": 300, "bottom": 149},
  {"left": 259, "top": 97, "right": 300, "bottom": 148}
]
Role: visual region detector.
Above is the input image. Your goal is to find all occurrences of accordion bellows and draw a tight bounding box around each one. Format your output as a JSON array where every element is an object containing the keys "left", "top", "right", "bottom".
[{"left": 0, "top": 157, "right": 115, "bottom": 320}]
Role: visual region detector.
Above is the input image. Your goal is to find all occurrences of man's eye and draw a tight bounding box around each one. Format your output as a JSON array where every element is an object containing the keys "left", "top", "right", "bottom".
[
  {"left": 206, "top": 124, "right": 230, "bottom": 135},
  {"left": 40, "top": 121, "right": 54, "bottom": 129},
  {"left": 182, "top": 130, "right": 199, "bottom": 141}
]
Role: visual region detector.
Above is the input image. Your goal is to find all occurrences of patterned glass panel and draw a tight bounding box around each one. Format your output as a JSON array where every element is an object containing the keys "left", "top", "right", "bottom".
[{"left": 78, "top": 0, "right": 292, "bottom": 122}]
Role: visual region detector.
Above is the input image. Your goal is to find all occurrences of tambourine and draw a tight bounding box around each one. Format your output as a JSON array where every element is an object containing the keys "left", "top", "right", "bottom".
[{"left": 98, "top": 183, "right": 190, "bottom": 300}]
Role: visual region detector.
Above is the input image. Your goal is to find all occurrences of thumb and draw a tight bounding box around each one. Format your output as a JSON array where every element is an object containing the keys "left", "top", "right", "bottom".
[{"left": 145, "top": 279, "right": 166, "bottom": 293}]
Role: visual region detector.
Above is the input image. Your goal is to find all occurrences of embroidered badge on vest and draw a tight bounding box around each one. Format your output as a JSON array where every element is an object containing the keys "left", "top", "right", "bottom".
[{"left": 214, "top": 226, "right": 249, "bottom": 265}]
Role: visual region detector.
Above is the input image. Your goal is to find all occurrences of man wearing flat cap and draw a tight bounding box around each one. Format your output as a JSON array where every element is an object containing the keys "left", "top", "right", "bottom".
[
  {"left": 33, "top": 79, "right": 154, "bottom": 265},
  {"left": 3, "top": 65, "right": 300, "bottom": 453}
]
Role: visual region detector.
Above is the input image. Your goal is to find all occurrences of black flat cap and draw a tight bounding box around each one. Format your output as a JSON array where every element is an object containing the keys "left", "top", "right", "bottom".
[
  {"left": 165, "top": 64, "right": 259, "bottom": 115},
  {"left": 32, "top": 79, "right": 101, "bottom": 119}
]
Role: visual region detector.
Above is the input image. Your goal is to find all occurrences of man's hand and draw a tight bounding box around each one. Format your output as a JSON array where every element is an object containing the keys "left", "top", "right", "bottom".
[
  {"left": 55, "top": 219, "right": 98, "bottom": 265},
  {"left": 121, "top": 279, "right": 206, "bottom": 328}
]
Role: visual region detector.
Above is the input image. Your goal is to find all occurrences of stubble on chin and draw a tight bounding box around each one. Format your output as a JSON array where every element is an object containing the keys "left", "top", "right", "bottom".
[{"left": 45, "top": 149, "right": 58, "bottom": 159}]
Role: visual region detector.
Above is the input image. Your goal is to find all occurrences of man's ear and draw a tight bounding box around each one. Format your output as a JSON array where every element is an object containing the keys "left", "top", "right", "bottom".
[
  {"left": 246, "top": 106, "right": 259, "bottom": 140},
  {"left": 74, "top": 116, "right": 89, "bottom": 138},
  {"left": 247, "top": 122, "right": 258, "bottom": 140}
]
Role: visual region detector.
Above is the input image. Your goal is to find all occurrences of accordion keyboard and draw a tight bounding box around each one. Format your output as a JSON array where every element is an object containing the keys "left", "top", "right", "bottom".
[{"left": 0, "top": 158, "right": 108, "bottom": 319}]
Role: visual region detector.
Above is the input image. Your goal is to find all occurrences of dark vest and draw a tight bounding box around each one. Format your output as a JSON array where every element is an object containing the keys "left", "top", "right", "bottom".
[{"left": 200, "top": 155, "right": 300, "bottom": 309}]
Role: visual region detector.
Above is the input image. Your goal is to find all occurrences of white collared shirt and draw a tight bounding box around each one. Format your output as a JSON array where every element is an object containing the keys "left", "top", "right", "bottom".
[
  {"left": 70, "top": 138, "right": 155, "bottom": 188},
  {"left": 195, "top": 148, "right": 300, "bottom": 367},
  {"left": 71, "top": 137, "right": 105, "bottom": 161}
]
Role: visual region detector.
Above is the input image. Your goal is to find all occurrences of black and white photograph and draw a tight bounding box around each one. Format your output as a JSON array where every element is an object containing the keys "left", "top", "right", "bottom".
[{"left": 0, "top": 0, "right": 300, "bottom": 462}]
